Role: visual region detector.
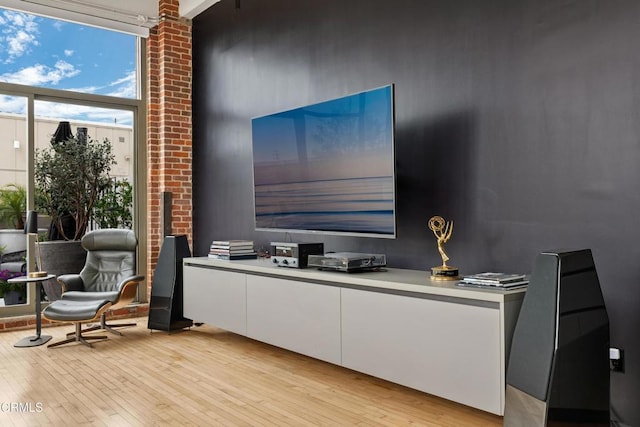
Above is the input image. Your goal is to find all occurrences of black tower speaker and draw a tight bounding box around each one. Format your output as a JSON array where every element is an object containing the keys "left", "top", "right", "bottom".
[
  {"left": 147, "top": 235, "right": 193, "bottom": 332},
  {"left": 504, "top": 249, "right": 609, "bottom": 426}
]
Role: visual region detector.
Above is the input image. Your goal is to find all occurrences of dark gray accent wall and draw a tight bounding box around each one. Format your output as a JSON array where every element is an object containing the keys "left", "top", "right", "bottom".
[{"left": 192, "top": 1, "right": 640, "bottom": 423}]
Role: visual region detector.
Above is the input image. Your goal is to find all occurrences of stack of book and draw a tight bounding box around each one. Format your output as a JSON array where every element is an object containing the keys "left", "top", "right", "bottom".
[
  {"left": 457, "top": 272, "right": 528, "bottom": 289},
  {"left": 208, "top": 240, "right": 257, "bottom": 260}
]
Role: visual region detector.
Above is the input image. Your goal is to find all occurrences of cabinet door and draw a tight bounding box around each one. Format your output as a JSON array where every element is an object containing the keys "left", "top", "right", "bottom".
[
  {"left": 246, "top": 275, "right": 341, "bottom": 365},
  {"left": 341, "top": 288, "right": 503, "bottom": 415},
  {"left": 183, "top": 266, "right": 247, "bottom": 335}
]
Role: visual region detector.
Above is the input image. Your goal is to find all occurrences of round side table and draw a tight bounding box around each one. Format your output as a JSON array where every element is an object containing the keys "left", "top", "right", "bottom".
[{"left": 9, "top": 274, "right": 56, "bottom": 347}]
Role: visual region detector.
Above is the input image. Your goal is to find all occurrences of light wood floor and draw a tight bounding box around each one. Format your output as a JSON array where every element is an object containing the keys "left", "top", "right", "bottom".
[{"left": 0, "top": 318, "right": 502, "bottom": 426}]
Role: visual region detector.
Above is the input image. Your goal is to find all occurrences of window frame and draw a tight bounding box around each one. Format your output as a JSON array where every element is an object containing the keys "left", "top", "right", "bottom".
[{"left": 0, "top": 37, "right": 147, "bottom": 318}]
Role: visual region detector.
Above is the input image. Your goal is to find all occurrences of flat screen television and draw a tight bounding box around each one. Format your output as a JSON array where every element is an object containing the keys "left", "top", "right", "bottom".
[{"left": 251, "top": 84, "right": 396, "bottom": 238}]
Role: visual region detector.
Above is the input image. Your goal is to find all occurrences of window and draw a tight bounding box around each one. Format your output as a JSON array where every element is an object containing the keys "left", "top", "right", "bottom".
[
  {"left": 0, "top": 95, "right": 28, "bottom": 313},
  {"left": 0, "top": 7, "right": 146, "bottom": 316},
  {"left": 0, "top": 8, "right": 138, "bottom": 99}
]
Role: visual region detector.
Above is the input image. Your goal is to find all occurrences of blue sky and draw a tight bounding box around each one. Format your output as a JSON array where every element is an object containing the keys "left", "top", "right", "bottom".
[{"left": 0, "top": 7, "right": 136, "bottom": 124}]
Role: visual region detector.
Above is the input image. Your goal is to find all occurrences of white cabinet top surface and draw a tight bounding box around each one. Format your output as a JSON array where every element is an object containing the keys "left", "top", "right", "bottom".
[{"left": 184, "top": 257, "right": 526, "bottom": 304}]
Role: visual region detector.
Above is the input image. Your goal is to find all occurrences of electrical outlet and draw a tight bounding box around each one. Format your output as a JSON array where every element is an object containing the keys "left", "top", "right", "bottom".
[{"left": 610, "top": 347, "right": 625, "bottom": 372}]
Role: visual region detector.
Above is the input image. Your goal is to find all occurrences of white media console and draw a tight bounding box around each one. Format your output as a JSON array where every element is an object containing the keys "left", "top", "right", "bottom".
[{"left": 182, "top": 257, "right": 526, "bottom": 415}]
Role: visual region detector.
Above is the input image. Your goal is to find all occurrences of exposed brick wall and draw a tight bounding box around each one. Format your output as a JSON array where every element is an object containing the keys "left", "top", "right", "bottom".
[{"left": 147, "top": 0, "right": 193, "bottom": 297}]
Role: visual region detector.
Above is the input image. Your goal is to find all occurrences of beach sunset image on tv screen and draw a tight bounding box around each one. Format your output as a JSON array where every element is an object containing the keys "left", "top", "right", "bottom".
[{"left": 251, "top": 85, "right": 396, "bottom": 238}]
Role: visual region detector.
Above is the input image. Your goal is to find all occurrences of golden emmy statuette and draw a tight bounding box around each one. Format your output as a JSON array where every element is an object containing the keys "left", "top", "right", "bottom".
[{"left": 427, "top": 215, "right": 459, "bottom": 280}]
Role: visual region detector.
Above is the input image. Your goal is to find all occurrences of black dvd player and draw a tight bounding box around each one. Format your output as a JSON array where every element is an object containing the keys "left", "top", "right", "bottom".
[{"left": 307, "top": 252, "right": 387, "bottom": 272}]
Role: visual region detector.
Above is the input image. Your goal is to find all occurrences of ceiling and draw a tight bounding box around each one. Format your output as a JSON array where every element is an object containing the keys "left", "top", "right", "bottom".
[
  {"left": 180, "top": 0, "right": 221, "bottom": 19},
  {"left": 0, "top": 0, "right": 220, "bottom": 36}
]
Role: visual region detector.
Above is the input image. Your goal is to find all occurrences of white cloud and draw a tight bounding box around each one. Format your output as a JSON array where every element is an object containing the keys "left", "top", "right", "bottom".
[
  {"left": 107, "top": 70, "right": 137, "bottom": 98},
  {"left": 33, "top": 101, "right": 133, "bottom": 126},
  {"left": 7, "top": 30, "right": 38, "bottom": 57},
  {"left": 0, "top": 92, "right": 133, "bottom": 126},
  {"left": 109, "top": 71, "right": 135, "bottom": 87},
  {"left": 59, "top": 70, "right": 137, "bottom": 99},
  {"left": 0, "top": 94, "right": 27, "bottom": 115},
  {"left": 67, "top": 85, "right": 101, "bottom": 94},
  {"left": 0, "top": 10, "right": 39, "bottom": 62},
  {"left": 64, "top": 49, "right": 74, "bottom": 57},
  {"left": 0, "top": 60, "right": 79, "bottom": 86}
]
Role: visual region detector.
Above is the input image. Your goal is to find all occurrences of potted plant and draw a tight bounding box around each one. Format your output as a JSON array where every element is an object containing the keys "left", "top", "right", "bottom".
[
  {"left": 34, "top": 124, "right": 117, "bottom": 300},
  {"left": 92, "top": 178, "right": 133, "bottom": 229},
  {"left": 0, "top": 269, "right": 27, "bottom": 305},
  {"left": 0, "top": 183, "right": 26, "bottom": 230},
  {"left": 0, "top": 184, "right": 28, "bottom": 266},
  {"left": 35, "top": 132, "right": 116, "bottom": 241}
]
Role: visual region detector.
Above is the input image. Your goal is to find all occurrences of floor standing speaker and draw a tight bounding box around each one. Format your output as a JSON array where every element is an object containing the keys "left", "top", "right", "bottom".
[
  {"left": 504, "top": 249, "right": 610, "bottom": 426},
  {"left": 147, "top": 235, "right": 194, "bottom": 332}
]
